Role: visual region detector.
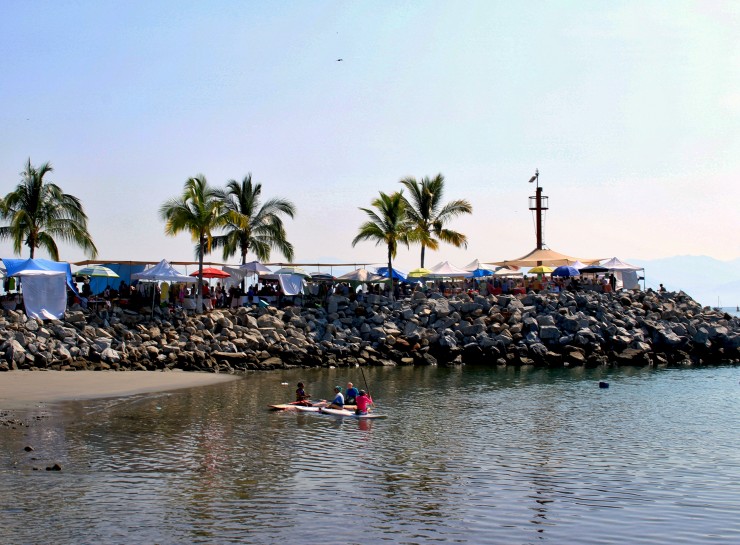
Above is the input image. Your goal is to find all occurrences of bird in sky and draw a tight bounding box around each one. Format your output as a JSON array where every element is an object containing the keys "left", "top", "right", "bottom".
[{"left": 336, "top": 58, "right": 343, "bottom": 61}]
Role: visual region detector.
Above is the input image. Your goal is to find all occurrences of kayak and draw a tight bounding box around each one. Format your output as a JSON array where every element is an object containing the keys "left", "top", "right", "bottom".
[{"left": 319, "top": 407, "right": 387, "bottom": 419}]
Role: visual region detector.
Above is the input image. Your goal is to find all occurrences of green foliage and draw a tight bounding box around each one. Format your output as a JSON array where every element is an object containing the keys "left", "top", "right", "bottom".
[
  {"left": 353, "top": 191, "right": 415, "bottom": 293},
  {"left": 0, "top": 159, "right": 98, "bottom": 260},
  {"left": 399, "top": 173, "right": 472, "bottom": 268},
  {"left": 159, "top": 175, "right": 225, "bottom": 312},
  {"left": 211, "top": 174, "right": 296, "bottom": 263}
]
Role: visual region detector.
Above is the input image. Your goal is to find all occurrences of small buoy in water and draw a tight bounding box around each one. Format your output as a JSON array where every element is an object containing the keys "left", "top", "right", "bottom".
[
  {"left": 281, "top": 382, "right": 289, "bottom": 386},
  {"left": 599, "top": 381, "right": 609, "bottom": 388}
]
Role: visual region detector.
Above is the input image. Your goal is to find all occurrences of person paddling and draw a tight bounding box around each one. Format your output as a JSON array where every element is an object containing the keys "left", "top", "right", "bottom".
[{"left": 355, "top": 390, "right": 374, "bottom": 415}]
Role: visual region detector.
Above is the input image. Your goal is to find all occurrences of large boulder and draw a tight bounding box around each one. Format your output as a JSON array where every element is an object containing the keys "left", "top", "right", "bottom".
[{"left": 539, "top": 325, "right": 561, "bottom": 341}]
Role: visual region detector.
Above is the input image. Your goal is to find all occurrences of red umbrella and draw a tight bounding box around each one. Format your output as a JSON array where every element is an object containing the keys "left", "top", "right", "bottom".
[{"left": 190, "top": 267, "right": 230, "bottom": 279}]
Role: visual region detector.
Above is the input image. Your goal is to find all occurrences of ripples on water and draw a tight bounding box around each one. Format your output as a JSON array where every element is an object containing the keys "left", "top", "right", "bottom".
[{"left": 1, "top": 365, "right": 739, "bottom": 544}]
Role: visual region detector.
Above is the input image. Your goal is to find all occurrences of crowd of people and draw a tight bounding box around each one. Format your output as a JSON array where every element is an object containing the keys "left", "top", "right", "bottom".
[
  {"left": 460, "top": 272, "right": 622, "bottom": 296},
  {"left": 46, "top": 267, "right": 638, "bottom": 317}
]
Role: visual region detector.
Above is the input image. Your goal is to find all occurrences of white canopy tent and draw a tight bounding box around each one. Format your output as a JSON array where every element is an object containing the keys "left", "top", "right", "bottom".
[
  {"left": 600, "top": 257, "right": 644, "bottom": 290},
  {"left": 493, "top": 267, "right": 524, "bottom": 277},
  {"left": 338, "top": 268, "right": 383, "bottom": 283},
  {"left": 132, "top": 259, "right": 198, "bottom": 312},
  {"left": 428, "top": 261, "right": 474, "bottom": 278},
  {"left": 600, "top": 257, "right": 642, "bottom": 271},
  {"left": 132, "top": 260, "right": 198, "bottom": 283}
]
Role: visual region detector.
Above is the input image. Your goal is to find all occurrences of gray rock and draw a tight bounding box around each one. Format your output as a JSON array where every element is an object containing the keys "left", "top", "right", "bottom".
[
  {"left": 101, "top": 347, "right": 121, "bottom": 363},
  {"left": 539, "top": 326, "right": 561, "bottom": 340},
  {"left": 537, "top": 314, "right": 555, "bottom": 326}
]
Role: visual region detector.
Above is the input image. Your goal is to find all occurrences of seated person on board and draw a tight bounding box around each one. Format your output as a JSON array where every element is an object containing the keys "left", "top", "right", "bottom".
[
  {"left": 295, "top": 382, "right": 312, "bottom": 406},
  {"left": 355, "top": 390, "right": 374, "bottom": 415},
  {"left": 327, "top": 386, "right": 344, "bottom": 409},
  {"left": 345, "top": 382, "right": 360, "bottom": 405}
]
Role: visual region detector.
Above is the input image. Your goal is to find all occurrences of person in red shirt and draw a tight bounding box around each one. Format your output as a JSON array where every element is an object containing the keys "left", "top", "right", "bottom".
[{"left": 355, "top": 390, "right": 374, "bottom": 415}]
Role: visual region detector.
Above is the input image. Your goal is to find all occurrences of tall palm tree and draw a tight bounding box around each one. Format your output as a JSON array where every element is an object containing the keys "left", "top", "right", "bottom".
[
  {"left": 352, "top": 191, "right": 413, "bottom": 299},
  {"left": 0, "top": 159, "right": 98, "bottom": 260},
  {"left": 211, "top": 174, "right": 296, "bottom": 264},
  {"left": 399, "top": 174, "right": 472, "bottom": 268},
  {"left": 159, "top": 175, "right": 225, "bottom": 313}
]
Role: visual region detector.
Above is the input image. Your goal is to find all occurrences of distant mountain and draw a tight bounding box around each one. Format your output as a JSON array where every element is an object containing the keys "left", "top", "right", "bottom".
[{"left": 629, "top": 255, "right": 740, "bottom": 308}]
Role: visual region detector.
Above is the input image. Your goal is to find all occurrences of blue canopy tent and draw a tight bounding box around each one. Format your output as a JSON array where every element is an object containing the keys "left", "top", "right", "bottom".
[
  {"left": 471, "top": 267, "right": 495, "bottom": 278},
  {"left": 1, "top": 258, "right": 78, "bottom": 319},
  {"left": 375, "top": 267, "right": 407, "bottom": 282},
  {"left": 2, "top": 258, "right": 77, "bottom": 293}
]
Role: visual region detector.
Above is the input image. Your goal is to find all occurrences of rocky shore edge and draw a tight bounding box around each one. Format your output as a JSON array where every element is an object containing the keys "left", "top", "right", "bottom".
[{"left": 1, "top": 289, "right": 738, "bottom": 373}]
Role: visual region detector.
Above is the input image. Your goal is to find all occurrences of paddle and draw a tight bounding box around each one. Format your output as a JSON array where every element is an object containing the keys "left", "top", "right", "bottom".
[
  {"left": 359, "top": 365, "right": 370, "bottom": 395},
  {"left": 359, "top": 366, "right": 376, "bottom": 411}
]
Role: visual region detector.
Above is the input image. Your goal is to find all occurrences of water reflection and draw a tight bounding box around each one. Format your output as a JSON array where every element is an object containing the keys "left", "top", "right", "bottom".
[{"left": 1, "top": 365, "right": 739, "bottom": 544}]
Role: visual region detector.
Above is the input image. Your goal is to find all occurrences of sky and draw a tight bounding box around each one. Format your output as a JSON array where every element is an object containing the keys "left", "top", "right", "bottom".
[{"left": 1, "top": 0, "right": 738, "bottom": 275}]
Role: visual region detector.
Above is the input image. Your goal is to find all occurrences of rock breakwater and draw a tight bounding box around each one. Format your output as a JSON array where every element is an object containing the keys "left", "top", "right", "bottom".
[{"left": 1, "top": 290, "right": 738, "bottom": 373}]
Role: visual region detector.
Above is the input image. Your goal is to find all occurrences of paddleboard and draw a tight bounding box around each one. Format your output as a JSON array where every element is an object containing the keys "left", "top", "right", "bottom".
[
  {"left": 293, "top": 405, "right": 321, "bottom": 413},
  {"left": 268, "top": 401, "right": 329, "bottom": 411},
  {"left": 319, "top": 407, "right": 387, "bottom": 419}
]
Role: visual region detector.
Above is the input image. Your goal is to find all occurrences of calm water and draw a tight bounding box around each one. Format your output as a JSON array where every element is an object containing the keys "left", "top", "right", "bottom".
[{"left": 1, "top": 364, "right": 739, "bottom": 545}]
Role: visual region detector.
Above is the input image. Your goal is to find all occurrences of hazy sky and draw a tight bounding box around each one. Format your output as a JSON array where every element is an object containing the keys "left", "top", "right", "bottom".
[{"left": 1, "top": 1, "right": 738, "bottom": 272}]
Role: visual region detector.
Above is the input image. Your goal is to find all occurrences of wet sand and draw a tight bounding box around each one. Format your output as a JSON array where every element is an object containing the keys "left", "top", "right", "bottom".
[{"left": 0, "top": 370, "right": 239, "bottom": 410}]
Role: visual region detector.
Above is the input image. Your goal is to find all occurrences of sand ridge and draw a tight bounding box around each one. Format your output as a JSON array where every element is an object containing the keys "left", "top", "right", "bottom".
[{"left": 0, "top": 370, "right": 239, "bottom": 409}]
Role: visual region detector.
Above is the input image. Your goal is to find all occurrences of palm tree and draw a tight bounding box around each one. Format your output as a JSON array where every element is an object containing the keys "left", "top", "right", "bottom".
[
  {"left": 0, "top": 159, "right": 98, "bottom": 260},
  {"left": 211, "top": 174, "right": 296, "bottom": 264},
  {"left": 159, "top": 175, "right": 224, "bottom": 312},
  {"left": 399, "top": 174, "right": 472, "bottom": 268},
  {"left": 352, "top": 191, "right": 413, "bottom": 299}
]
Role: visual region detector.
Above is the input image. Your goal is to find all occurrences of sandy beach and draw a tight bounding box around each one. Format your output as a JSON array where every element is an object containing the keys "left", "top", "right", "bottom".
[{"left": 0, "top": 370, "right": 239, "bottom": 410}]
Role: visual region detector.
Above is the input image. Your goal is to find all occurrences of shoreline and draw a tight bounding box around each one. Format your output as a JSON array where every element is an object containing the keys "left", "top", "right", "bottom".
[{"left": 0, "top": 370, "right": 239, "bottom": 410}]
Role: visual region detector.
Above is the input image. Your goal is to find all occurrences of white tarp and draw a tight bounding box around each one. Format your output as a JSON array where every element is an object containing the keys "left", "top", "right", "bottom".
[
  {"left": 18, "top": 270, "right": 67, "bottom": 320},
  {"left": 617, "top": 270, "right": 640, "bottom": 290},
  {"left": 277, "top": 274, "right": 305, "bottom": 296}
]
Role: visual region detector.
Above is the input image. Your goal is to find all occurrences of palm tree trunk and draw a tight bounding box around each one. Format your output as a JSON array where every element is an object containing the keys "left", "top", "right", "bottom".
[
  {"left": 196, "top": 236, "right": 204, "bottom": 313},
  {"left": 387, "top": 246, "right": 393, "bottom": 301},
  {"left": 240, "top": 250, "right": 247, "bottom": 293},
  {"left": 420, "top": 244, "right": 426, "bottom": 268}
]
